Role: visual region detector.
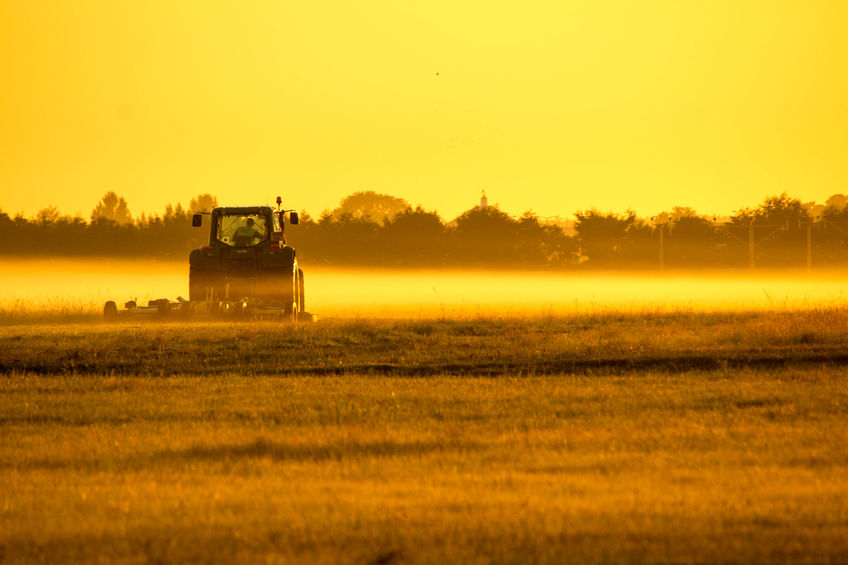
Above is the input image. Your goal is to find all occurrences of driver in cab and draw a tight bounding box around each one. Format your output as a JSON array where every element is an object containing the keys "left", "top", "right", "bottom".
[{"left": 232, "top": 217, "right": 263, "bottom": 246}]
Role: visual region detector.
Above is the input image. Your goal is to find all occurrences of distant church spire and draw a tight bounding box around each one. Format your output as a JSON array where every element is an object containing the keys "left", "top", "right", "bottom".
[{"left": 479, "top": 190, "right": 488, "bottom": 209}]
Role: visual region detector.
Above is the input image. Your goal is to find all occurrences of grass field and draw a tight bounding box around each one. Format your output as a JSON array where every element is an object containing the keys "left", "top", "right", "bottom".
[{"left": 2, "top": 311, "right": 848, "bottom": 563}]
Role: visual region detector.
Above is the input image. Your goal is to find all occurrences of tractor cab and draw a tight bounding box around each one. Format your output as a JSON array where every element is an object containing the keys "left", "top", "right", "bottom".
[
  {"left": 217, "top": 213, "right": 268, "bottom": 247},
  {"left": 193, "top": 204, "right": 298, "bottom": 249}
]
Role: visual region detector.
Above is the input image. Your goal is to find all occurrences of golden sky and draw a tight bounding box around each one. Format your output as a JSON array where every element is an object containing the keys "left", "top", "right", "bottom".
[{"left": 1, "top": 0, "right": 847, "bottom": 221}]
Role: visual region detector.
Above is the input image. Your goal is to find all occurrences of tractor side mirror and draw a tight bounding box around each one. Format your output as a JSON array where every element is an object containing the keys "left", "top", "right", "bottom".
[
  {"left": 289, "top": 212, "right": 299, "bottom": 225},
  {"left": 192, "top": 214, "right": 202, "bottom": 227}
]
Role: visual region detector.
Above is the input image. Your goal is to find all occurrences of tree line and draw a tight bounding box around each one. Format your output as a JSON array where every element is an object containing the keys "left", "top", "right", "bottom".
[{"left": 4, "top": 190, "right": 848, "bottom": 269}]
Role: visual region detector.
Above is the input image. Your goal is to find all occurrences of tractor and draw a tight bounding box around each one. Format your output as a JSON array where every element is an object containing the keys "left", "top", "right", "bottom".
[
  {"left": 103, "top": 196, "right": 308, "bottom": 321},
  {"left": 188, "top": 196, "right": 305, "bottom": 316}
]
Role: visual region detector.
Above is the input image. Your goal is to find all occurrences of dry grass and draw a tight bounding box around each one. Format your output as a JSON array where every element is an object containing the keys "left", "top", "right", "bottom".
[
  {"left": 2, "top": 372, "right": 848, "bottom": 564},
  {"left": 0, "top": 298, "right": 100, "bottom": 325},
  {"left": 2, "top": 313, "right": 848, "bottom": 563},
  {"left": 2, "top": 309, "right": 848, "bottom": 376}
]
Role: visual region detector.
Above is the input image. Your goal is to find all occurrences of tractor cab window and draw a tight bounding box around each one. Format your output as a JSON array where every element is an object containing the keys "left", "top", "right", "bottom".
[{"left": 216, "top": 214, "right": 268, "bottom": 247}]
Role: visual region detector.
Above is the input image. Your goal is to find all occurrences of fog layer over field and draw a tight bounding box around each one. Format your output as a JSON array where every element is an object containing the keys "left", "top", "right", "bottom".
[{"left": 2, "top": 259, "right": 847, "bottom": 318}]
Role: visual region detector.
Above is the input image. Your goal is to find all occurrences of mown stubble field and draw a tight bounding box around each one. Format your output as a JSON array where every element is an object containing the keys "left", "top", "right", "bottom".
[{"left": 2, "top": 311, "right": 848, "bottom": 564}]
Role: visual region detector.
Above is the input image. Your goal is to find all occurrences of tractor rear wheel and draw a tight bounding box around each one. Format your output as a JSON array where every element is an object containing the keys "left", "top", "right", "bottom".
[
  {"left": 278, "top": 269, "right": 298, "bottom": 321},
  {"left": 297, "top": 269, "right": 305, "bottom": 313},
  {"left": 190, "top": 268, "right": 223, "bottom": 302},
  {"left": 189, "top": 268, "right": 204, "bottom": 302}
]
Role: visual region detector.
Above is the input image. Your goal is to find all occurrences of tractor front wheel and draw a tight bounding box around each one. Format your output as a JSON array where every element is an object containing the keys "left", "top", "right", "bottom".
[{"left": 297, "top": 269, "right": 305, "bottom": 313}]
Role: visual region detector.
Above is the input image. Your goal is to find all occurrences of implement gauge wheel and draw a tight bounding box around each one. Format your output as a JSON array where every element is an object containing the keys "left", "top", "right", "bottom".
[
  {"left": 156, "top": 299, "right": 170, "bottom": 317},
  {"left": 179, "top": 301, "right": 194, "bottom": 319},
  {"left": 103, "top": 301, "right": 118, "bottom": 322}
]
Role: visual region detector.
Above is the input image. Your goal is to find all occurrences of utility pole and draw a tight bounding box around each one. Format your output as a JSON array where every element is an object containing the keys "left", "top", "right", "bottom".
[
  {"left": 652, "top": 215, "right": 668, "bottom": 272},
  {"left": 806, "top": 222, "right": 812, "bottom": 271},
  {"left": 716, "top": 219, "right": 785, "bottom": 271},
  {"left": 748, "top": 219, "right": 755, "bottom": 271}
]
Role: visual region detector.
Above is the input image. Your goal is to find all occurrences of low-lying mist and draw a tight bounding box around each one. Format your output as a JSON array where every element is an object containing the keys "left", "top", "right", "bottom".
[{"left": 1, "top": 259, "right": 847, "bottom": 319}]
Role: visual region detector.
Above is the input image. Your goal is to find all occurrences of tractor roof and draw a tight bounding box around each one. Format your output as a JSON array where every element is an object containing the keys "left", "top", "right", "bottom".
[{"left": 214, "top": 206, "right": 273, "bottom": 215}]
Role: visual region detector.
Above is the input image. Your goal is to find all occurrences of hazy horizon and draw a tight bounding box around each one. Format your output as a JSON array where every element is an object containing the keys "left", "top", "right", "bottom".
[{"left": 3, "top": 259, "right": 846, "bottom": 319}]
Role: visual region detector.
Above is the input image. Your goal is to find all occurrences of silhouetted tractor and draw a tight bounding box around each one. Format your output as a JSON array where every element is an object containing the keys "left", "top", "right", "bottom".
[
  {"left": 189, "top": 197, "right": 305, "bottom": 316},
  {"left": 103, "top": 196, "right": 308, "bottom": 321}
]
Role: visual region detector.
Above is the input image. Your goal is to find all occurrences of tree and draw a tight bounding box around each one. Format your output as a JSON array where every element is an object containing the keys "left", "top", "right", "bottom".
[
  {"left": 825, "top": 194, "right": 848, "bottom": 212},
  {"left": 0, "top": 210, "right": 13, "bottom": 254},
  {"left": 91, "top": 191, "right": 132, "bottom": 224},
  {"left": 189, "top": 194, "right": 218, "bottom": 213},
  {"left": 804, "top": 201, "right": 825, "bottom": 221},
  {"left": 334, "top": 191, "right": 410, "bottom": 224},
  {"left": 383, "top": 206, "right": 447, "bottom": 266},
  {"left": 753, "top": 193, "right": 810, "bottom": 227},
  {"left": 729, "top": 193, "right": 811, "bottom": 267},
  {"left": 663, "top": 207, "right": 721, "bottom": 266},
  {"left": 514, "top": 211, "right": 576, "bottom": 267},
  {"left": 451, "top": 206, "right": 518, "bottom": 266},
  {"left": 320, "top": 212, "right": 381, "bottom": 265},
  {"left": 573, "top": 210, "right": 638, "bottom": 267},
  {"left": 35, "top": 206, "right": 61, "bottom": 226},
  {"left": 819, "top": 199, "right": 848, "bottom": 264}
]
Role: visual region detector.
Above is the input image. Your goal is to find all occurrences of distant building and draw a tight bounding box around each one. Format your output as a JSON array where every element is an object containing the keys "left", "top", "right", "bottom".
[{"left": 479, "top": 190, "right": 488, "bottom": 209}]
